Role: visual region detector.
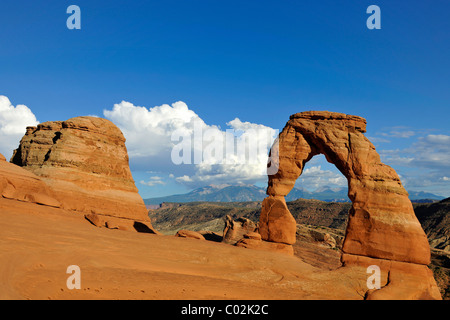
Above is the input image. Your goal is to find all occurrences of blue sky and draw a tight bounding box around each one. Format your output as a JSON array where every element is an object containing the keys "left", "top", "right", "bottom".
[{"left": 1, "top": 0, "right": 449, "bottom": 198}]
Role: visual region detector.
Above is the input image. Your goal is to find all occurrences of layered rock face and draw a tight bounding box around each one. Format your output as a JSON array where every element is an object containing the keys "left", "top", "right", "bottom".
[
  {"left": 261, "top": 111, "right": 441, "bottom": 299},
  {"left": 10, "top": 116, "right": 157, "bottom": 233},
  {"left": 1, "top": 153, "right": 60, "bottom": 208}
]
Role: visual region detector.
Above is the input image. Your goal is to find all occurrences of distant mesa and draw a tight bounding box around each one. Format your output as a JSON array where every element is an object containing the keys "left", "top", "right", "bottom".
[
  {"left": 414, "top": 198, "right": 450, "bottom": 252},
  {"left": 260, "top": 110, "right": 441, "bottom": 299},
  {"left": 143, "top": 184, "right": 444, "bottom": 205},
  {"left": 144, "top": 185, "right": 267, "bottom": 205},
  {"left": 9, "top": 116, "right": 158, "bottom": 234}
]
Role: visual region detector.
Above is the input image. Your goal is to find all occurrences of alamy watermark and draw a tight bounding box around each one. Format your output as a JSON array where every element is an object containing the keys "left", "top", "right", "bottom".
[
  {"left": 66, "top": 5, "right": 81, "bottom": 30},
  {"left": 65, "top": 5, "right": 381, "bottom": 31},
  {"left": 66, "top": 4, "right": 381, "bottom": 30},
  {"left": 367, "top": 5, "right": 381, "bottom": 30},
  {"left": 366, "top": 265, "right": 381, "bottom": 290},
  {"left": 66, "top": 265, "right": 81, "bottom": 289}
]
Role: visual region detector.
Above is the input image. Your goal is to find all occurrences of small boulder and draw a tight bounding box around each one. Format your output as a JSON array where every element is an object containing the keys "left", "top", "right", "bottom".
[
  {"left": 175, "top": 230, "right": 205, "bottom": 240},
  {"left": 323, "top": 233, "right": 337, "bottom": 248},
  {"left": 85, "top": 213, "right": 106, "bottom": 228},
  {"left": 222, "top": 215, "right": 258, "bottom": 245}
]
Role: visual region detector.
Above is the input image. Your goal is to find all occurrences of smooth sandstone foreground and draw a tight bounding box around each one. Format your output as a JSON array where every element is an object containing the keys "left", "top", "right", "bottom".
[
  {"left": 259, "top": 111, "right": 441, "bottom": 299},
  {"left": 0, "top": 197, "right": 393, "bottom": 300}
]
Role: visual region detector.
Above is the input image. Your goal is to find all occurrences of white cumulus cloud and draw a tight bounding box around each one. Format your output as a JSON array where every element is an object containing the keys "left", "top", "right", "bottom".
[
  {"left": 297, "top": 164, "right": 347, "bottom": 190},
  {"left": 140, "top": 176, "right": 166, "bottom": 187},
  {"left": 382, "top": 134, "right": 450, "bottom": 169},
  {"left": 0, "top": 95, "right": 39, "bottom": 159},
  {"left": 380, "top": 133, "right": 450, "bottom": 196},
  {"left": 103, "top": 100, "right": 278, "bottom": 187}
]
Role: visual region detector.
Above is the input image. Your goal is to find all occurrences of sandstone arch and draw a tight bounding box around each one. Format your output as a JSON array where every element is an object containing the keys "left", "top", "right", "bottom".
[
  {"left": 259, "top": 111, "right": 442, "bottom": 299},
  {"left": 260, "top": 111, "right": 430, "bottom": 264}
]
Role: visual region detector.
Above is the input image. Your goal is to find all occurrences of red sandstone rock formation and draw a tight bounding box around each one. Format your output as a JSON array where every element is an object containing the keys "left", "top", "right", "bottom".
[
  {"left": 222, "top": 215, "right": 294, "bottom": 255},
  {"left": 259, "top": 196, "right": 297, "bottom": 245},
  {"left": 10, "top": 116, "right": 157, "bottom": 234},
  {"left": 0, "top": 153, "right": 61, "bottom": 208},
  {"left": 260, "top": 111, "right": 441, "bottom": 299},
  {"left": 222, "top": 215, "right": 258, "bottom": 245}
]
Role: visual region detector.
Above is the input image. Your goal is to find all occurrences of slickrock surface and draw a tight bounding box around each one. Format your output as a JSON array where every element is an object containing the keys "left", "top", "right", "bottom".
[
  {"left": 0, "top": 197, "right": 374, "bottom": 300},
  {"left": 259, "top": 111, "right": 441, "bottom": 299},
  {"left": 10, "top": 116, "right": 156, "bottom": 233}
]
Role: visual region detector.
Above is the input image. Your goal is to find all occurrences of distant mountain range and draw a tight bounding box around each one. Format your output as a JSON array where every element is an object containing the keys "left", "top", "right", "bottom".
[{"left": 143, "top": 184, "right": 445, "bottom": 205}]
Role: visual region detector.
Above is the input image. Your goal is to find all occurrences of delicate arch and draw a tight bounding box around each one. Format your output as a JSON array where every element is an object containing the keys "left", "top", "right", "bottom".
[{"left": 260, "top": 111, "right": 430, "bottom": 265}]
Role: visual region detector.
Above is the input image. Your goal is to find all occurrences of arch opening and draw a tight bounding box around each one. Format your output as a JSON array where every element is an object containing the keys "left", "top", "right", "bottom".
[{"left": 285, "top": 154, "right": 350, "bottom": 203}]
